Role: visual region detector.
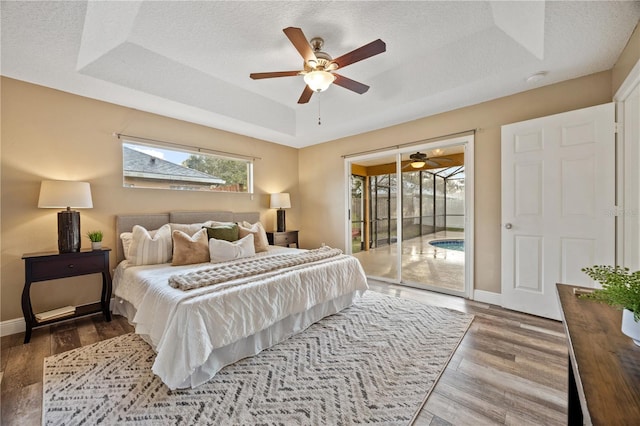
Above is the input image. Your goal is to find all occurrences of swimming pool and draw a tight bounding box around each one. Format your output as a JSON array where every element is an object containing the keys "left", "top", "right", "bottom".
[{"left": 429, "top": 239, "right": 464, "bottom": 252}]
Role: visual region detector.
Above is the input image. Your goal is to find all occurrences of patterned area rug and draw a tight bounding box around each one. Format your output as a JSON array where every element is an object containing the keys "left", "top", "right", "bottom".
[{"left": 43, "top": 292, "right": 473, "bottom": 425}]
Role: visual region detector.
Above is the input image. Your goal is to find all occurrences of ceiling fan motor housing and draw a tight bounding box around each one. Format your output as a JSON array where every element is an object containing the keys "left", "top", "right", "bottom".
[{"left": 307, "top": 38, "right": 335, "bottom": 71}]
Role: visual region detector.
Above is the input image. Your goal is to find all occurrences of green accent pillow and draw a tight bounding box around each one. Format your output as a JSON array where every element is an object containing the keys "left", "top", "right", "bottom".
[{"left": 203, "top": 224, "right": 239, "bottom": 242}]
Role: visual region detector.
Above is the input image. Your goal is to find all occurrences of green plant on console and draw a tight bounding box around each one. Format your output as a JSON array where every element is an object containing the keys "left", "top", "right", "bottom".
[
  {"left": 86, "top": 230, "right": 103, "bottom": 243},
  {"left": 581, "top": 265, "right": 640, "bottom": 321}
]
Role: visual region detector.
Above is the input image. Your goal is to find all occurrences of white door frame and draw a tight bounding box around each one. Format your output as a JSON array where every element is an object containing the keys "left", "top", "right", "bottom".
[
  {"left": 344, "top": 134, "right": 475, "bottom": 299},
  {"left": 614, "top": 57, "right": 640, "bottom": 269}
]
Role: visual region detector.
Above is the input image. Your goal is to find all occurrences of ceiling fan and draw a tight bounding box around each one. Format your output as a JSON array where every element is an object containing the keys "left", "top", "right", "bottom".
[
  {"left": 406, "top": 152, "right": 453, "bottom": 169},
  {"left": 250, "top": 27, "right": 386, "bottom": 104}
]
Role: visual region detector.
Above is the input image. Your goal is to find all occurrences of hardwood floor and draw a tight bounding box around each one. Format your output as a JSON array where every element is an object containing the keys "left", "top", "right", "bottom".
[
  {"left": 1, "top": 283, "right": 567, "bottom": 425},
  {"left": 1, "top": 315, "right": 134, "bottom": 425},
  {"left": 367, "top": 281, "right": 568, "bottom": 426}
]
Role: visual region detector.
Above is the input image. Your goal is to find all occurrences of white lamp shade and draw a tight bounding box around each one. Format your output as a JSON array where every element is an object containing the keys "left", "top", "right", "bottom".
[
  {"left": 270, "top": 192, "right": 291, "bottom": 209},
  {"left": 38, "top": 180, "right": 93, "bottom": 209},
  {"left": 303, "top": 71, "right": 335, "bottom": 92}
]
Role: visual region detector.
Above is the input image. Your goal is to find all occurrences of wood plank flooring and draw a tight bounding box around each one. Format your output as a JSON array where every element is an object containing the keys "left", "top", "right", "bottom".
[
  {"left": 1, "top": 282, "right": 567, "bottom": 425},
  {"left": 368, "top": 282, "right": 568, "bottom": 425}
]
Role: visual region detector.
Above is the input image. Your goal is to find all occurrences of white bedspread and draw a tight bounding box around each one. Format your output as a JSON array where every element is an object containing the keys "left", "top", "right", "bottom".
[{"left": 112, "top": 247, "right": 368, "bottom": 389}]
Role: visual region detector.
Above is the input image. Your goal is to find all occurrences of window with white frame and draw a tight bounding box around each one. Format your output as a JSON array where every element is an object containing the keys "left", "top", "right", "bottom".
[{"left": 121, "top": 140, "right": 253, "bottom": 193}]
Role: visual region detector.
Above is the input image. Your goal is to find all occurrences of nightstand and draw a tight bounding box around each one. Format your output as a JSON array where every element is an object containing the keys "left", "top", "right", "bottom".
[
  {"left": 266, "top": 230, "right": 299, "bottom": 248},
  {"left": 21, "top": 248, "right": 112, "bottom": 343}
]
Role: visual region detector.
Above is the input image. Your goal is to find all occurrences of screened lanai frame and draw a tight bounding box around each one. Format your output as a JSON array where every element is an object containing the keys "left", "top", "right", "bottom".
[
  {"left": 343, "top": 134, "right": 475, "bottom": 299},
  {"left": 366, "top": 165, "right": 466, "bottom": 248}
]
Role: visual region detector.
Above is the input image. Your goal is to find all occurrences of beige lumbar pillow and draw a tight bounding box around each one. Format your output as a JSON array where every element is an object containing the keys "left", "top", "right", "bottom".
[
  {"left": 238, "top": 221, "right": 269, "bottom": 253},
  {"left": 209, "top": 234, "right": 256, "bottom": 262},
  {"left": 172, "top": 228, "right": 210, "bottom": 266}
]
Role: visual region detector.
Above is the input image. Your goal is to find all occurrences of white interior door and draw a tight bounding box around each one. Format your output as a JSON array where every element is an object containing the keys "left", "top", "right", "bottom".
[
  {"left": 617, "top": 64, "right": 640, "bottom": 270},
  {"left": 501, "top": 103, "right": 615, "bottom": 320}
]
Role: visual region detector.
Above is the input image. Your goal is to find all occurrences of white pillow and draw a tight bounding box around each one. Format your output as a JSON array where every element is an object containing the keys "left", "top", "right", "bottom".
[
  {"left": 120, "top": 232, "right": 133, "bottom": 260},
  {"left": 209, "top": 234, "right": 256, "bottom": 263},
  {"left": 239, "top": 221, "right": 269, "bottom": 253},
  {"left": 128, "top": 224, "right": 172, "bottom": 266},
  {"left": 208, "top": 220, "right": 237, "bottom": 227},
  {"left": 169, "top": 222, "right": 205, "bottom": 236}
]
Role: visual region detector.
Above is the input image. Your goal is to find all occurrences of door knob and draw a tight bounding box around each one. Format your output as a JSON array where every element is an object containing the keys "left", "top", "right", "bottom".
[{"left": 505, "top": 223, "right": 512, "bottom": 229}]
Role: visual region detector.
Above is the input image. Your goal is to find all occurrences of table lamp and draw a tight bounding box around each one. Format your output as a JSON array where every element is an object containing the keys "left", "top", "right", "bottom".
[
  {"left": 38, "top": 180, "right": 93, "bottom": 253},
  {"left": 270, "top": 193, "right": 291, "bottom": 232}
]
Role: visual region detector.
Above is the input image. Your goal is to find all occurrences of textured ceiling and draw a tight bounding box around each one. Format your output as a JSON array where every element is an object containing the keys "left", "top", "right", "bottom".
[{"left": 2, "top": 1, "right": 639, "bottom": 148}]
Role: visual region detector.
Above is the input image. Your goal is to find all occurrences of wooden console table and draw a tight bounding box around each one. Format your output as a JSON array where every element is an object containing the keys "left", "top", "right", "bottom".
[{"left": 556, "top": 283, "right": 640, "bottom": 424}]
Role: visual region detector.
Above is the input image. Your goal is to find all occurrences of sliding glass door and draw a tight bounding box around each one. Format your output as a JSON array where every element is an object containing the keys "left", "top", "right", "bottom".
[
  {"left": 346, "top": 136, "right": 474, "bottom": 298},
  {"left": 349, "top": 155, "right": 399, "bottom": 281},
  {"left": 370, "top": 174, "right": 397, "bottom": 249},
  {"left": 400, "top": 167, "right": 466, "bottom": 292},
  {"left": 350, "top": 175, "right": 365, "bottom": 253}
]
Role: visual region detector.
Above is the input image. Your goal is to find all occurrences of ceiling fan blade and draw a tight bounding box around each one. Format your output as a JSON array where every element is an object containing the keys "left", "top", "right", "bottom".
[
  {"left": 250, "top": 71, "right": 301, "bottom": 79},
  {"left": 297, "top": 85, "right": 314, "bottom": 104},
  {"left": 435, "top": 157, "right": 454, "bottom": 163},
  {"left": 333, "top": 73, "right": 369, "bottom": 94},
  {"left": 425, "top": 160, "right": 440, "bottom": 167},
  {"left": 331, "top": 39, "right": 386, "bottom": 69},
  {"left": 283, "top": 27, "right": 316, "bottom": 64}
]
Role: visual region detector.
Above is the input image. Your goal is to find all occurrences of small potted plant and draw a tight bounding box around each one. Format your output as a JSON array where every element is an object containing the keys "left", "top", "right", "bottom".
[
  {"left": 86, "top": 230, "right": 103, "bottom": 250},
  {"left": 582, "top": 265, "right": 640, "bottom": 345}
]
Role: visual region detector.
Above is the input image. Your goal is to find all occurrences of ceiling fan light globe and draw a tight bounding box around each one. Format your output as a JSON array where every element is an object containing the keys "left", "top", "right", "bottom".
[
  {"left": 304, "top": 70, "right": 335, "bottom": 92},
  {"left": 410, "top": 161, "right": 426, "bottom": 168}
]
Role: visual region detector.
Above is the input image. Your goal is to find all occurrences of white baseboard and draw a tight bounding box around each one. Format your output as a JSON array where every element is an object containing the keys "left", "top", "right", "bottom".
[
  {"left": 473, "top": 289, "right": 502, "bottom": 306},
  {"left": 1, "top": 317, "right": 25, "bottom": 337}
]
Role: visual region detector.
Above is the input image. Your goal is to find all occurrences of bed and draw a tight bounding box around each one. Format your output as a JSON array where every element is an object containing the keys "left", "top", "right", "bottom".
[{"left": 112, "top": 211, "right": 368, "bottom": 390}]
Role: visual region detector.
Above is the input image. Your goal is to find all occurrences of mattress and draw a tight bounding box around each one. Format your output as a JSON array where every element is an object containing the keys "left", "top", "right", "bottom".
[{"left": 112, "top": 246, "right": 368, "bottom": 389}]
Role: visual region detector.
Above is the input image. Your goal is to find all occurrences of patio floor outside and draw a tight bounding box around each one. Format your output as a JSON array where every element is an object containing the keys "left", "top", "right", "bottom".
[{"left": 353, "top": 231, "right": 465, "bottom": 292}]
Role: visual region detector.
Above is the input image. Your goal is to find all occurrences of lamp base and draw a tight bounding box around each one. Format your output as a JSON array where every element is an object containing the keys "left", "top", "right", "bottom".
[
  {"left": 276, "top": 209, "right": 286, "bottom": 232},
  {"left": 58, "top": 210, "right": 81, "bottom": 253}
]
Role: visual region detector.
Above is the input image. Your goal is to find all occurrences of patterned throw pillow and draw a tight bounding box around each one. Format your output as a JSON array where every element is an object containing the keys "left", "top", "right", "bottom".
[
  {"left": 171, "top": 228, "right": 210, "bottom": 266},
  {"left": 128, "top": 224, "right": 172, "bottom": 265},
  {"left": 203, "top": 224, "right": 239, "bottom": 242},
  {"left": 238, "top": 221, "right": 269, "bottom": 253},
  {"left": 209, "top": 234, "right": 256, "bottom": 262}
]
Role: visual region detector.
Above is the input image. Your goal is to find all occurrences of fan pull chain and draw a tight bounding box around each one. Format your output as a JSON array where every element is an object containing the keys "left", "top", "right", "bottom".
[{"left": 317, "top": 92, "right": 322, "bottom": 125}]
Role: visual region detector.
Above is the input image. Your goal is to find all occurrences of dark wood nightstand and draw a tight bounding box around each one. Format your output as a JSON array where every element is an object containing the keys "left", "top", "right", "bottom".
[
  {"left": 21, "top": 248, "right": 112, "bottom": 343},
  {"left": 266, "top": 230, "right": 299, "bottom": 248}
]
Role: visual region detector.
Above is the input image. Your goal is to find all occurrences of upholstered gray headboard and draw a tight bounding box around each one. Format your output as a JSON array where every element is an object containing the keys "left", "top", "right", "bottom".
[{"left": 115, "top": 211, "right": 260, "bottom": 264}]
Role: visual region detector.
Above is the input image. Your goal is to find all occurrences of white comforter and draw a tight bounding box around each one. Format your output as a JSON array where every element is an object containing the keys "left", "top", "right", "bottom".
[{"left": 112, "top": 247, "right": 368, "bottom": 389}]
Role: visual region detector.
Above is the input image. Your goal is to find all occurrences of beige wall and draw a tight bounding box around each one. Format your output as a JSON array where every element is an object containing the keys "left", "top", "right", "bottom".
[
  {"left": 2, "top": 21, "right": 638, "bottom": 322},
  {"left": 298, "top": 71, "right": 613, "bottom": 295},
  {"left": 613, "top": 21, "right": 640, "bottom": 96},
  {"left": 0, "top": 77, "right": 299, "bottom": 322}
]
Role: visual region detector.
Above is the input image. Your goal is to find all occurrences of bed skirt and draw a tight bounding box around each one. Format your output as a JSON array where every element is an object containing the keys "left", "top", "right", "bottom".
[{"left": 113, "top": 290, "right": 364, "bottom": 388}]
